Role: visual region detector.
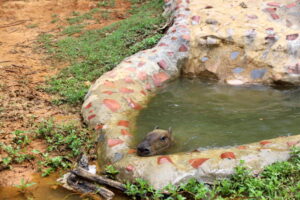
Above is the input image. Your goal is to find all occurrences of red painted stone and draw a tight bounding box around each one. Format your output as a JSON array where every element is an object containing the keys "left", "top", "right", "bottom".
[
  {"left": 265, "top": 34, "right": 276, "bottom": 40},
  {"left": 126, "top": 98, "right": 142, "bottom": 110},
  {"left": 103, "top": 81, "right": 115, "bottom": 87},
  {"left": 126, "top": 165, "right": 134, "bottom": 171},
  {"left": 178, "top": 25, "right": 188, "bottom": 29},
  {"left": 85, "top": 102, "right": 92, "bottom": 109},
  {"left": 179, "top": 44, "right": 188, "bottom": 52},
  {"left": 138, "top": 62, "right": 145, "bottom": 67},
  {"left": 145, "top": 83, "right": 152, "bottom": 90},
  {"left": 191, "top": 16, "right": 200, "bottom": 24},
  {"left": 286, "top": 33, "right": 299, "bottom": 40},
  {"left": 128, "top": 149, "right": 137, "bottom": 154},
  {"left": 138, "top": 72, "right": 147, "bottom": 81},
  {"left": 121, "top": 129, "right": 132, "bottom": 136},
  {"left": 287, "top": 141, "right": 299, "bottom": 147},
  {"left": 152, "top": 49, "right": 157, "bottom": 53},
  {"left": 88, "top": 114, "right": 96, "bottom": 120},
  {"left": 106, "top": 71, "right": 116, "bottom": 78},
  {"left": 167, "top": 52, "right": 174, "bottom": 57},
  {"left": 286, "top": 2, "right": 297, "bottom": 8},
  {"left": 108, "top": 139, "right": 124, "bottom": 147},
  {"left": 237, "top": 145, "right": 247, "bottom": 150},
  {"left": 124, "top": 60, "right": 132, "bottom": 64},
  {"left": 157, "top": 60, "right": 168, "bottom": 70},
  {"left": 103, "top": 99, "right": 121, "bottom": 112},
  {"left": 117, "top": 120, "right": 129, "bottom": 127},
  {"left": 95, "top": 124, "right": 103, "bottom": 130},
  {"left": 260, "top": 141, "right": 271, "bottom": 145},
  {"left": 158, "top": 43, "right": 168, "bottom": 47},
  {"left": 189, "top": 158, "right": 209, "bottom": 168},
  {"left": 120, "top": 87, "right": 134, "bottom": 93},
  {"left": 124, "top": 76, "right": 134, "bottom": 83},
  {"left": 205, "top": 5, "right": 213, "bottom": 9},
  {"left": 89, "top": 110, "right": 93, "bottom": 113},
  {"left": 140, "top": 90, "right": 147, "bottom": 96},
  {"left": 153, "top": 72, "right": 170, "bottom": 87},
  {"left": 265, "top": 7, "right": 277, "bottom": 13},
  {"left": 102, "top": 91, "right": 114, "bottom": 95},
  {"left": 171, "top": 37, "right": 177, "bottom": 40},
  {"left": 157, "top": 156, "right": 173, "bottom": 164},
  {"left": 247, "top": 15, "right": 258, "bottom": 19},
  {"left": 266, "top": 27, "right": 274, "bottom": 31},
  {"left": 267, "top": 2, "right": 281, "bottom": 7},
  {"left": 181, "top": 34, "right": 191, "bottom": 41},
  {"left": 271, "top": 13, "right": 280, "bottom": 20},
  {"left": 220, "top": 152, "right": 236, "bottom": 159},
  {"left": 172, "top": 29, "right": 176, "bottom": 33},
  {"left": 126, "top": 67, "right": 136, "bottom": 72}
]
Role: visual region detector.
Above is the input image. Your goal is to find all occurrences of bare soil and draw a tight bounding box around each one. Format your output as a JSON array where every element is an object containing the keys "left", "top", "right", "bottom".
[{"left": 0, "top": 0, "right": 130, "bottom": 187}]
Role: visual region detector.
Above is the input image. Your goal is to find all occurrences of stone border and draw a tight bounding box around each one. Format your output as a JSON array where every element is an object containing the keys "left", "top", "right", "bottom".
[{"left": 81, "top": 0, "right": 300, "bottom": 189}]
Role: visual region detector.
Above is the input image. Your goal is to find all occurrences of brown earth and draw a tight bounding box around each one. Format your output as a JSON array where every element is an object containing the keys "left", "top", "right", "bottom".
[{"left": 0, "top": 0, "right": 130, "bottom": 187}]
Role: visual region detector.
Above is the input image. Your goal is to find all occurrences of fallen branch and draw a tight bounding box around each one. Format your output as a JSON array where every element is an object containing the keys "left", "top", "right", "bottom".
[
  {"left": 67, "top": 173, "right": 114, "bottom": 200},
  {"left": 0, "top": 20, "right": 28, "bottom": 29},
  {"left": 71, "top": 167, "right": 126, "bottom": 192}
]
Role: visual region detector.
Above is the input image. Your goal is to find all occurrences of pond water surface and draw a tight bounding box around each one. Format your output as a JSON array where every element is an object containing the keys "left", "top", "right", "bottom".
[{"left": 134, "top": 78, "right": 300, "bottom": 153}]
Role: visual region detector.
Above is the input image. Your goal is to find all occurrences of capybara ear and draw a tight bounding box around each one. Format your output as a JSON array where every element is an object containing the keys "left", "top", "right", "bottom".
[
  {"left": 153, "top": 126, "right": 159, "bottom": 130},
  {"left": 168, "top": 127, "right": 172, "bottom": 135}
]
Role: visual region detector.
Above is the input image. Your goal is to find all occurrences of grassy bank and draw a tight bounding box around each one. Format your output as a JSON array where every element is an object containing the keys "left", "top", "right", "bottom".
[
  {"left": 124, "top": 147, "right": 300, "bottom": 200},
  {"left": 39, "top": 0, "right": 166, "bottom": 105}
]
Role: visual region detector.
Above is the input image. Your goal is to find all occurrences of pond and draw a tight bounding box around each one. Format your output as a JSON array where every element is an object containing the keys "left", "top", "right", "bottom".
[{"left": 134, "top": 78, "right": 300, "bottom": 154}]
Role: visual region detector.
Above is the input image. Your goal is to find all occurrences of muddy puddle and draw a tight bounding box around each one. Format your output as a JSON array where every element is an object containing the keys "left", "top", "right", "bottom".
[
  {"left": 0, "top": 172, "right": 128, "bottom": 200},
  {"left": 135, "top": 78, "right": 300, "bottom": 154}
]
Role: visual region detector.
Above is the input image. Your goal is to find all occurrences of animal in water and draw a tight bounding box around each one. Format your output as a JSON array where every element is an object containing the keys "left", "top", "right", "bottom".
[{"left": 137, "top": 126, "right": 173, "bottom": 156}]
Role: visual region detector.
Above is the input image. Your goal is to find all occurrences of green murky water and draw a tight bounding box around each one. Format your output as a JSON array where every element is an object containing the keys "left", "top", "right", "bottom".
[{"left": 135, "top": 79, "right": 300, "bottom": 153}]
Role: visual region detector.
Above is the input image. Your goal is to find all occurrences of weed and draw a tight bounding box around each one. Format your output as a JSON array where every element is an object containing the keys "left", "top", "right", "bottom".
[
  {"left": 0, "top": 143, "right": 35, "bottom": 167},
  {"left": 104, "top": 164, "right": 119, "bottom": 179},
  {"left": 101, "top": 10, "right": 111, "bottom": 20},
  {"left": 97, "top": 0, "right": 116, "bottom": 8},
  {"left": 26, "top": 24, "right": 38, "bottom": 29},
  {"left": 14, "top": 178, "right": 36, "bottom": 194},
  {"left": 12, "top": 130, "right": 31, "bottom": 147},
  {"left": 67, "top": 9, "right": 100, "bottom": 25},
  {"left": 62, "top": 24, "right": 85, "bottom": 36},
  {"left": 123, "top": 147, "right": 300, "bottom": 199},
  {"left": 36, "top": 120, "right": 94, "bottom": 158},
  {"left": 33, "top": 120, "right": 95, "bottom": 176}
]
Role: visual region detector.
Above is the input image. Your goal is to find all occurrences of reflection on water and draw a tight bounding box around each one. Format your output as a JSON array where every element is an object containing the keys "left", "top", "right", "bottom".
[
  {"left": 135, "top": 78, "right": 300, "bottom": 153},
  {"left": 0, "top": 173, "right": 128, "bottom": 200}
]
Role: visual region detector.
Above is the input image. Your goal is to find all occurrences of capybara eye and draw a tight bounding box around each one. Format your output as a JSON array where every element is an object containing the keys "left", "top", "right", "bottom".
[{"left": 160, "top": 136, "right": 167, "bottom": 141}]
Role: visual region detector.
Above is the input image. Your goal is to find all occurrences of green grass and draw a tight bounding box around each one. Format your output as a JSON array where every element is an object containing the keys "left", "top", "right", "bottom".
[
  {"left": 0, "top": 120, "right": 95, "bottom": 177},
  {"left": 38, "top": 0, "right": 166, "bottom": 104},
  {"left": 124, "top": 147, "right": 300, "bottom": 200}
]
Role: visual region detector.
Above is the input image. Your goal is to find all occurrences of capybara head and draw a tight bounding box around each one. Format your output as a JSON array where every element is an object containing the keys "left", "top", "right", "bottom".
[{"left": 137, "top": 127, "right": 173, "bottom": 156}]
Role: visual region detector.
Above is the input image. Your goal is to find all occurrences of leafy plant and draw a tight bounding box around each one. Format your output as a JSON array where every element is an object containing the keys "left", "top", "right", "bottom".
[
  {"left": 14, "top": 178, "right": 36, "bottom": 193},
  {"left": 12, "top": 130, "right": 31, "bottom": 146},
  {"left": 104, "top": 164, "right": 119, "bottom": 179}
]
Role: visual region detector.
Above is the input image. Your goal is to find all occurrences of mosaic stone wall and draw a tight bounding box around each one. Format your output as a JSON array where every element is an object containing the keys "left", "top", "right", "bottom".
[{"left": 82, "top": 0, "right": 300, "bottom": 189}]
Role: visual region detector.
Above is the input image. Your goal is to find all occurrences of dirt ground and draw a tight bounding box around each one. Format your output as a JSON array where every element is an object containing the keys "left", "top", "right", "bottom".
[{"left": 0, "top": 0, "right": 130, "bottom": 187}]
